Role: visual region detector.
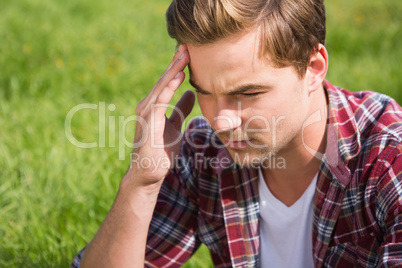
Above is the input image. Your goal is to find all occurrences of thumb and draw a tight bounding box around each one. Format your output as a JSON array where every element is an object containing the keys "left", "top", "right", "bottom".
[{"left": 169, "top": 90, "right": 195, "bottom": 130}]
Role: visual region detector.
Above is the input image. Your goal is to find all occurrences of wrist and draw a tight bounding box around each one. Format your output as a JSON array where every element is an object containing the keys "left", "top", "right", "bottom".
[
  {"left": 116, "top": 172, "right": 163, "bottom": 218},
  {"left": 121, "top": 168, "right": 164, "bottom": 194}
]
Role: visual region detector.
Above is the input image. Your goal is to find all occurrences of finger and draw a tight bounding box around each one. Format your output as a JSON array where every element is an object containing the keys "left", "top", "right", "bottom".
[
  {"left": 138, "top": 49, "right": 189, "bottom": 115},
  {"left": 154, "top": 49, "right": 189, "bottom": 95},
  {"left": 167, "top": 44, "right": 187, "bottom": 70},
  {"left": 151, "top": 71, "right": 186, "bottom": 122},
  {"left": 147, "top": 50, "right": 188, "bottom": 106},
  {"left": 169, "top": 90, "right": 195, "bottom": 130}
]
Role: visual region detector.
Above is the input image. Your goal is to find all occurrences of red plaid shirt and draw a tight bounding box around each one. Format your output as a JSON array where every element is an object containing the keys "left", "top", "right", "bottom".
[{"left": 72, "top": 81, "right": 402, "bottom": 267}]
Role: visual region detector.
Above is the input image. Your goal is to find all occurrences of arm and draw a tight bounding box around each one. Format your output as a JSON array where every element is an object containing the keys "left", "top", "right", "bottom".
[
  {"left": 376, "top": 143, "right": 402, "bottom": 267},
  {"left": 79, "top": 179, "right": 162, "bottom": 268},
  {"left": 77, "top": 45, "right": 195, "bottom": 268}
]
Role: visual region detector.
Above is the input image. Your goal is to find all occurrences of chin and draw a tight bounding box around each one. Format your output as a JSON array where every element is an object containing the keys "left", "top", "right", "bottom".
[{"left": 227, "top": 148, "right": 275, "bottom": 168}]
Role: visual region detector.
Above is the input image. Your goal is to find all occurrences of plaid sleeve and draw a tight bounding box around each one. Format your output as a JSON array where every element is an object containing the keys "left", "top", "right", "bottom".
[
  {"left": 376, "top": 142, "right": 402, "bottom": 267},
  {"left": 70, "top": 247, "right": 85, "bottom": 268}
]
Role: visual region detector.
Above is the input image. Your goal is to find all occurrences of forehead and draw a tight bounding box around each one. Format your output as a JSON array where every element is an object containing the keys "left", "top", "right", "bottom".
[
  {"left": 187, "top": 29, "right": 267, "bottom": 91},
  {"left": 187, "top": 28, "right": 298, "bottom": 94},
  {"left": 188, "top": 28, "right": 262, "bottom": 71}
]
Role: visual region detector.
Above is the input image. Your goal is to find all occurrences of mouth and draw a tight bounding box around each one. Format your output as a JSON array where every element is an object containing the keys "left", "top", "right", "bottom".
[{"left": 223, "top": 139, "right": 252, "bottom": 150}]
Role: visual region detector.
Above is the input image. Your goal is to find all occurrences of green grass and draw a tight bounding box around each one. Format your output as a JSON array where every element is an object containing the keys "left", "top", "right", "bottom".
[{"left": 0, "top": 0, "right": 400, "bottom": 267}]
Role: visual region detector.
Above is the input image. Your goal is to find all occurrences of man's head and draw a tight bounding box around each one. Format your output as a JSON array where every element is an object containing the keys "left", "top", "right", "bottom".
[
  {"left": 166, "top": 0, "right": 329, "bottom": 167},
  {"left": 166, "top": 0, "right": 326, "bottom": 78}
]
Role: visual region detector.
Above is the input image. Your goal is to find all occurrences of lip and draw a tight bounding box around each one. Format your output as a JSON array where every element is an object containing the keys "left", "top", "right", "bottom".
[{"left": 224, "top": 139, "right": 251, "bottom": 149}]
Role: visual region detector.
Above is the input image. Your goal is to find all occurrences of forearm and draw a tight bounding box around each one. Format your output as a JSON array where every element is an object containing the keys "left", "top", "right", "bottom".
[
  {"left": 80, "top": 175, "right": 162, "bottom": 268},
  {"left": 78, "top": 46, "right": 191, "bottom": 267}
]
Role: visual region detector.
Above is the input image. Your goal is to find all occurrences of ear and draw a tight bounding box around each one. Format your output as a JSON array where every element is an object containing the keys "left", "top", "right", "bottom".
[{"left": 306, "top": 44, "right": 328, "bottom": 94}]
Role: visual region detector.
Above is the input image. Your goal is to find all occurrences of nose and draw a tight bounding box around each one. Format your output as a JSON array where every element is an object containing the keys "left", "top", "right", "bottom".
[{"left": 213, "top": 100, "right": 242, "bottom": 132}]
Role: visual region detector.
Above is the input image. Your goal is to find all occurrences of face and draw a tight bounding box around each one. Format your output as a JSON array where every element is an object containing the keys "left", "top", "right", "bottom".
[{"left": 187, "top": 28, "right": 312, "bottom": 167}]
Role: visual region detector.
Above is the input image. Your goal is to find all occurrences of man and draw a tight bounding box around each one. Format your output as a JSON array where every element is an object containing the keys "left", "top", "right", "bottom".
[{"left": 72, "top": 0, "right": 402, "bottom": 267}]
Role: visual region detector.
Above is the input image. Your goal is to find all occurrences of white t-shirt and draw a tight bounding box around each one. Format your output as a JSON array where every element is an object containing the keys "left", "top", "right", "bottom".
[{"left": 258, "top": 169, "right": 317, "bottom": 268}]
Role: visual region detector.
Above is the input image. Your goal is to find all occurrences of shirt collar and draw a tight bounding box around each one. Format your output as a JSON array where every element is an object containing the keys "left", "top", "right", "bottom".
[{"left": 323, "top": 80, "right": 362, "bottom": 187}]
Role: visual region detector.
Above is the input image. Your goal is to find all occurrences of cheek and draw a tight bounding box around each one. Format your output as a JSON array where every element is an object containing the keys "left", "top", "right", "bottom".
[
  {"left": 244, "top": 99, "right": 302, "bottom": 133},
  {"left": 243, "top": 110, "right": 270, "bottom": 130}
]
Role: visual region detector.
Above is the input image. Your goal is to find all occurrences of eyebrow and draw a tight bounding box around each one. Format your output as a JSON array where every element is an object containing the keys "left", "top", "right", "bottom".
[
  {"left": 189, "top": 79, "right": 210, "bottom": 94},
  {"left": 189, "top": 79, "right": 271, "bottom": 96}
]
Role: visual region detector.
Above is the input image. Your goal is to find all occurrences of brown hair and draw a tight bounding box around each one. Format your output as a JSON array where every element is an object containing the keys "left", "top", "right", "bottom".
[{"left": 166, "top": 0, "right": 326, "bottom": 77}]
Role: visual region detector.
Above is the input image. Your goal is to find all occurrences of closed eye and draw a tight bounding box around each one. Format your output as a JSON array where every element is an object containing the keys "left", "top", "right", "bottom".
[
  {"left": 241, "top": 91, "right": 263, "bottom": 97},
  {"left": 194, "top": 88, "right": 211, "bottom": 95}
]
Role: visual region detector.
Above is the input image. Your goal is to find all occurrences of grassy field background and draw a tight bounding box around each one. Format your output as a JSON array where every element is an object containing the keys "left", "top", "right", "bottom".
[{"left": 0, "top": 0, "right": 400, "bottom": 267}]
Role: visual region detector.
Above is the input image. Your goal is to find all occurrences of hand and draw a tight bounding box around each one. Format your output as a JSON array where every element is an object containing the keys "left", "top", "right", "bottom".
[{"left": 125, "top": 45, "right": 195, "bottom": 187}]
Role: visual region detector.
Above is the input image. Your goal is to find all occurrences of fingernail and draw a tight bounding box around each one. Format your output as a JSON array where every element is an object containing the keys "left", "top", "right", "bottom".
[
  {"left": 174, "top": 72, "right": 181, "bottom": 78},
  {"left": 179, "top": 52, "right": 185, "bottom": 60},
  {"left": 175, "top": 45, "right": 183, "bottom": 53}
]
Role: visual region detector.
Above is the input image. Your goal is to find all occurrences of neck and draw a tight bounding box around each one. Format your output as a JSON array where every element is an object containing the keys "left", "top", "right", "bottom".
[{"left": 261, "top": 85, "right": 328, "bottom": 206}]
